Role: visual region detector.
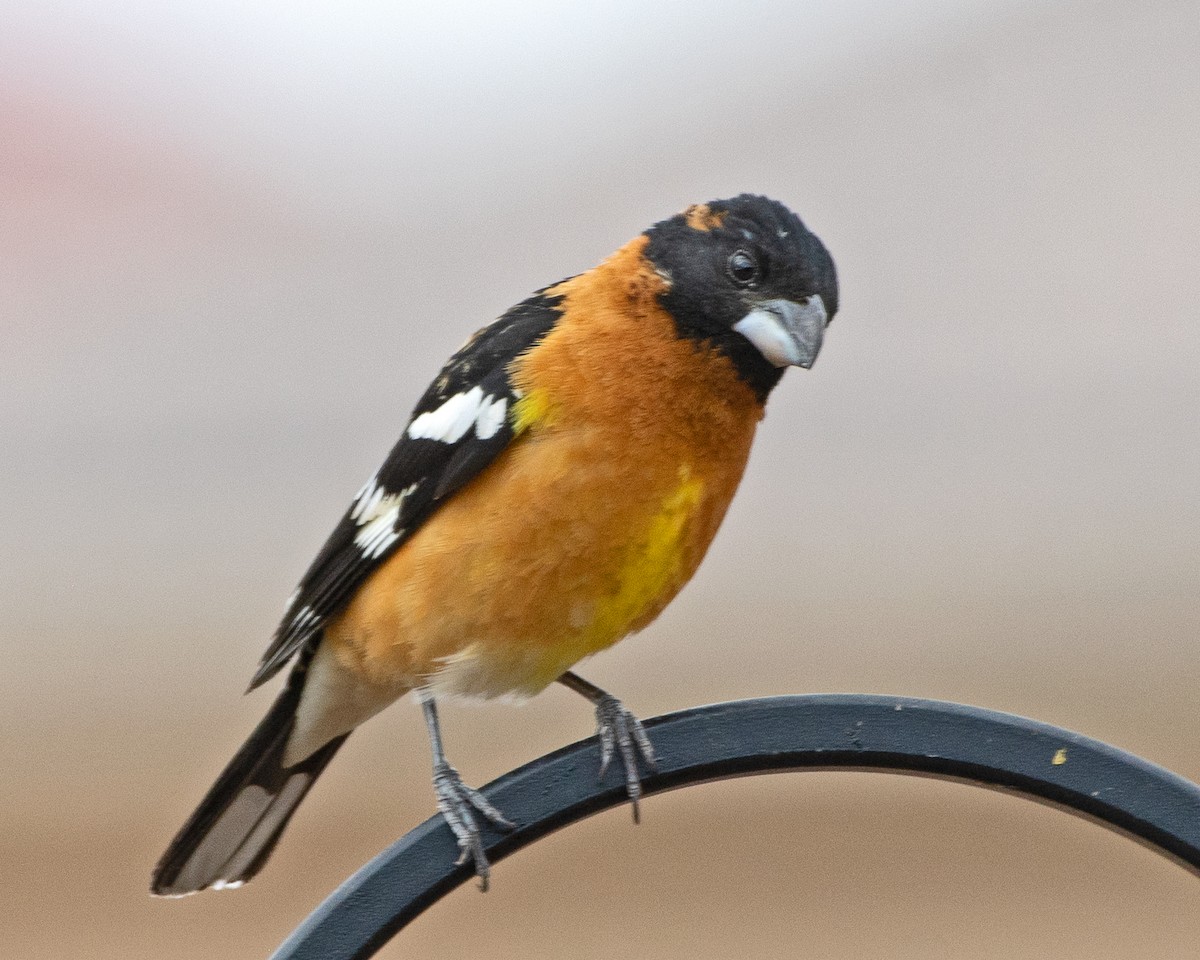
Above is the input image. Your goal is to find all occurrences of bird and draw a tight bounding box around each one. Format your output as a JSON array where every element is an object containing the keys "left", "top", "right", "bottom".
[{"left": 150, "top": 194, "right": 839, "bottom": 896}]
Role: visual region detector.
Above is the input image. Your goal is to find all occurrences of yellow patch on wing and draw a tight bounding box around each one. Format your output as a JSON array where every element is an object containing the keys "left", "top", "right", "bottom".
[
  {"left": 684, "top": 203, "right": 727, "bottom": 232},
  {"left": 511, "top": 386, "right": 558, "bottom": 435}
]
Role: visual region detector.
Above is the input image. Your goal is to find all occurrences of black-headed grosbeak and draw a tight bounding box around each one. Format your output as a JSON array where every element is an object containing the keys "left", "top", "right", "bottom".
[{"left": 151, "top": 194, "right": 839, "bottom": 895}]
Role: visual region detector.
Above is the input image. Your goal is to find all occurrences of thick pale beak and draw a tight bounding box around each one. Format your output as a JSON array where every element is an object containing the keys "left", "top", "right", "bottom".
[{"left": 732, "top": 295, "right": 827, "bottom": 369}]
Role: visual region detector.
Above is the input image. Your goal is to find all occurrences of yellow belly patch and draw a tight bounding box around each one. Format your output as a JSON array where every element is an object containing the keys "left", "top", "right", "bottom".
[
  {"left": 428, "top": 467, "right": 705, "bottom": 698},
  {"left": 518, "top": 466, "right": 705, "bottom": 690},
  {"left": 583, "top": 467, "right": 703, "bottom": 648}
]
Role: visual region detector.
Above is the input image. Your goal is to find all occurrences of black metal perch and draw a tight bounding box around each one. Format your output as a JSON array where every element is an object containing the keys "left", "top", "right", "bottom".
[{"left": 270, "top": 694, "right": 1200, "bottom": 959}]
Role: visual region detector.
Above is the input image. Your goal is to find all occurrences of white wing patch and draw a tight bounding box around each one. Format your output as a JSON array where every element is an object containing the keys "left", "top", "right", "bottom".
[
  {"left": 354, "top": 508, "right": 402, "bottom": 559},
  {"left": 336, "top": 386, "right": 510, "bottom": 566},
  {"left": 475, "top": 395, "right": 508, "bottom": 440},
  {"left": 407, "top": 387, "right": 509, "bottom": 443},
  {"left": 349, "top": 477, "right": 386, "bottom": 524},
  {"left": 352, "top": 482, "right": 417, "bottom": 559}
]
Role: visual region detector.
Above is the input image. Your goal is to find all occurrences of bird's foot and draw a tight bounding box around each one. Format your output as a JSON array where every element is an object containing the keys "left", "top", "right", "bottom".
[
  {"left": 431, "top": 761, "right": 515, "bottom": 891},
  {"left": 594, "top": 694, "right": 658, "bottom": 823}
]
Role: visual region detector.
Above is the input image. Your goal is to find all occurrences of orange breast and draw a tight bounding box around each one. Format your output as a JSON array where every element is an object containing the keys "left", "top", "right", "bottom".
[{"left": 324, "top": 236, "right": 764, "bottom": 698}]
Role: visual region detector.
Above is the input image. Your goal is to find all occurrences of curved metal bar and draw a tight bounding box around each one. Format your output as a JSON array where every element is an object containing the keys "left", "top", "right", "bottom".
[{"left": 270, "top": 695, "right": 1200, "bottom": 960}]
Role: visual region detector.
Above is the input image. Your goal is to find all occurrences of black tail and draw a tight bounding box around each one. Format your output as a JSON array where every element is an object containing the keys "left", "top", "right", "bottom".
[{"left": 151, "top": 650, "right": 348, "bottom": 896}]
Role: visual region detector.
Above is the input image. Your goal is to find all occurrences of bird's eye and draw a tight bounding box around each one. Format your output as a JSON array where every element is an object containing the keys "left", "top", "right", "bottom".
[{"left": 727, "top": 250, "right": 759, "bottom": 286}]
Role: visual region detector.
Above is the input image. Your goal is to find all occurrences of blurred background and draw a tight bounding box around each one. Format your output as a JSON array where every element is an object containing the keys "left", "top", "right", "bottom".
[{"left": 3, "top": 0, "right": 1198, "bottom": 956}]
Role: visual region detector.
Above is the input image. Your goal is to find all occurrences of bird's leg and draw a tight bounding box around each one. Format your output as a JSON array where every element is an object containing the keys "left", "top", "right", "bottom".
[
  {"left": 418, "top": 692, "right": 515, "bottom": 891},
  {"left": 557, "top": 671, "right": 657, "bottom": 823}
]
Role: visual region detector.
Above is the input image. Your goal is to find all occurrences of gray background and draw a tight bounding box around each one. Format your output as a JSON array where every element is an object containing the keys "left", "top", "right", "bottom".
[{"left": 3, "top": 0, "right": 1198, "bottom": 956}]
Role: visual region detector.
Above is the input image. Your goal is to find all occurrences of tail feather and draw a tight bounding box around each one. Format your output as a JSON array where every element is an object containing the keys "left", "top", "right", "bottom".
[{"left": 151, "top": 650, "right": 347, "bottom": 896}]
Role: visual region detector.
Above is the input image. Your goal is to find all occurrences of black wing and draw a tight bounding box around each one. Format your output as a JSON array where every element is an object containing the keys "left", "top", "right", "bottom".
[{"left": 248, "top": 290, "right": 562, "bottom": 690}]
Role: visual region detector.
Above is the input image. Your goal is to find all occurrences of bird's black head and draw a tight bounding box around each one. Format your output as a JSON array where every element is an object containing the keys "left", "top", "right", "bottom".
[{"left": 644, "top": 194, "right": 839, "bottom": 401}]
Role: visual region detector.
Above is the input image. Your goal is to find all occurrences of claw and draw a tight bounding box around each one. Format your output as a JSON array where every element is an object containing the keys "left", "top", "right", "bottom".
[
  {"left": 431, "top": 761, "right": 515, "bottom": 891},
  {"left": 593, "top": 694, "right": 657, "bottom": 823},
  {"left": 597, "top": 719, "right": 615, "bottom": 779}
]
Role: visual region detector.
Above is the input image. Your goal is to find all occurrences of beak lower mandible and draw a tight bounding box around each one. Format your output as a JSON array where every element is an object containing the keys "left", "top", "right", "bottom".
[{"left": 732, "top": 296, "right": 827, "bottom": 369}]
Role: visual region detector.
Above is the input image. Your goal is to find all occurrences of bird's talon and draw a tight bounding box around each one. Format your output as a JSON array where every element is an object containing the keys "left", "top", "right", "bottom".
[
  {"left": 591, "top": 694, "right": 656, "bottom": 815},
  {"left": 431, "top": 760, "right": 511, "bottom": 890},
  {"left": 597, "top": 730, "right": 615, "bottom": 779}
]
